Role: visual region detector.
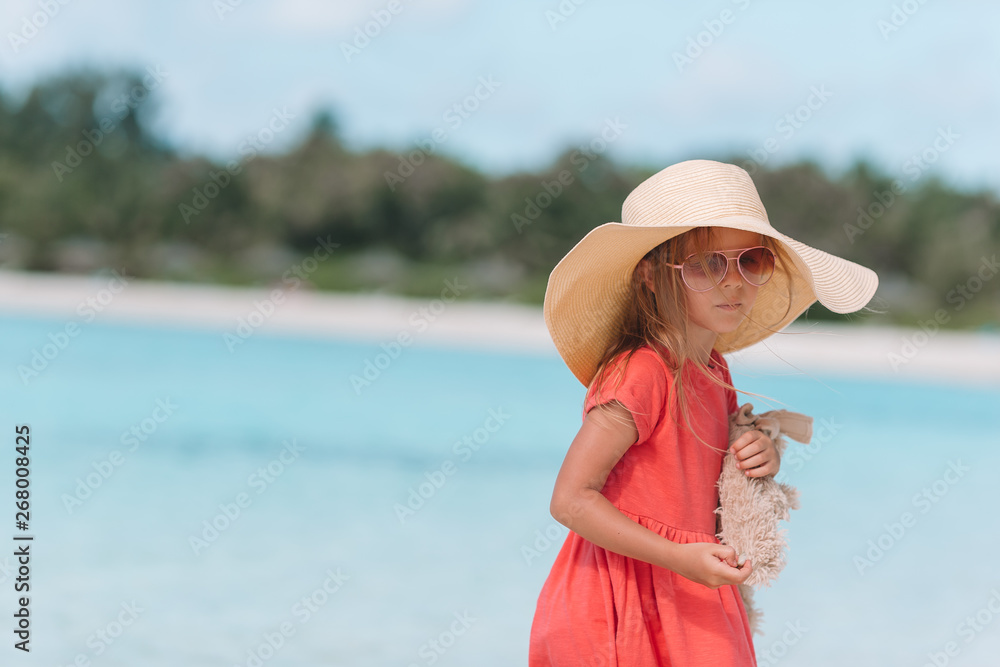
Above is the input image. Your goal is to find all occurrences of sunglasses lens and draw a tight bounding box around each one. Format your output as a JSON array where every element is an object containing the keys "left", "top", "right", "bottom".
[
  {"left": 679, "top": 247, "right": 776, "bottom": 291},
  {"left": 739, "top": 247, "right": 775, "bottom": 285},
  {"left": 680, "top": 254, "right": 722, "bottom": 291}
]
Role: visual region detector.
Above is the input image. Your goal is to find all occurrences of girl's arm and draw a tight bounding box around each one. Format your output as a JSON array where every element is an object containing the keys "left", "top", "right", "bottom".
[{"left": 549, "top": 400, "right": 752, "bottom": 589}]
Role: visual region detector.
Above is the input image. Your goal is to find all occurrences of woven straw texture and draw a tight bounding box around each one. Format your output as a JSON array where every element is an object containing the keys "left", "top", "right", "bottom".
[{"left": 543, "top": 160, "right": 879, "bottom": 387}]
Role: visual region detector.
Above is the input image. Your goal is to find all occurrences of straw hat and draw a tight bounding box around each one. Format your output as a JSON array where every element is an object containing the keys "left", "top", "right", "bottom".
[{"left": 542, "top": 159, "right": 879, "bottom": 387}]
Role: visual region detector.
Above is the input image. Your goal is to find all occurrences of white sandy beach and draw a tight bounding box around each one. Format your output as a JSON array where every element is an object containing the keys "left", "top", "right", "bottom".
[{"left": 0, "top": 268, "right": 997, "bottom": 386}]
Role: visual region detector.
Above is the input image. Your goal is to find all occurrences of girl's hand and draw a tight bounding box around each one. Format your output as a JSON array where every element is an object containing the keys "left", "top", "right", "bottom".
[
  {"left": 668, "top": 542, "right": 752, "bottom": 589},
  {"left": 730, "top": 428, "right": 779, "bottom": 477}
]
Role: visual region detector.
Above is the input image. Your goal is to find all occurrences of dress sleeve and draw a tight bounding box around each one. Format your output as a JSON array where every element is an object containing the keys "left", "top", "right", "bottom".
[{"left": 582, "top": 348, "right": 670, "bottom": 445}]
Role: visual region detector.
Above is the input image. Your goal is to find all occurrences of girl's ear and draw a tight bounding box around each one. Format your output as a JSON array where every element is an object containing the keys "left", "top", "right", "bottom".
[{"left": 636, "top": 258, "right": 654, "bottom": 292}]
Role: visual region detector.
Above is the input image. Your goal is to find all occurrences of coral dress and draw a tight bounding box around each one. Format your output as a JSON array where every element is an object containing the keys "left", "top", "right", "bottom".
[{"left": 529, "top": 344, "right": 756, "bottom": 667}]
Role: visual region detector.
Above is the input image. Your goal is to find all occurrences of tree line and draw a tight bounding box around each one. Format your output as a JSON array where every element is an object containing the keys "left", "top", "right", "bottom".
[{"left": 0, "top": 67, "right": 997, "bottom": 329}]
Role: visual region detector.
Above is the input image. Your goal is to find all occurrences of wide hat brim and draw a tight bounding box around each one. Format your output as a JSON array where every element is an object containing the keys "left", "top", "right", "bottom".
[{"left": 542, "top": 160, "right": 879, "bottom": 387}]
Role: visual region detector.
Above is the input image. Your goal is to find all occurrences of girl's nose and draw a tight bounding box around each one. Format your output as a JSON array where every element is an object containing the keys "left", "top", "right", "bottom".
[{"left": 721, "top": 259, "right": 743, "bottom": 288}]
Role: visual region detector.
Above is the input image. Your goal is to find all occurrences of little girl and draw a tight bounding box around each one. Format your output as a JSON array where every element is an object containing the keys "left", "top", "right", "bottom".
[{"left": 529, "top": 160, "right": 878, "bottom": 666}]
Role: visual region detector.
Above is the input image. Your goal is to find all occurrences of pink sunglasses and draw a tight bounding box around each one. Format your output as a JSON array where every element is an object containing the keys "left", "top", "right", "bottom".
[{"left": 666, "top": 246, "right": 776, "bottom": 292}]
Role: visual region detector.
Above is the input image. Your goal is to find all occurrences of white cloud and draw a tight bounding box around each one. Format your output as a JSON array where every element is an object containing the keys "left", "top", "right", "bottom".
[
  {"left": 257, "top": 0, "right": 470, "bottom": 36},
  {"left": 261, "top": 1, "right": 379, "bottom": 34}
]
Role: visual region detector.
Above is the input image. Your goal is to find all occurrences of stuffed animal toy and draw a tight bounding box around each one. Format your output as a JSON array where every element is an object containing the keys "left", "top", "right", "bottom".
[{"left": 716, "top": 403, "right": 813, "bottom": 636}]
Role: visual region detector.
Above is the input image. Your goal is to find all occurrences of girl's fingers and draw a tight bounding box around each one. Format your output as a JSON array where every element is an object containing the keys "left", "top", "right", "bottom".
[
  {"left": 739, "top": 452, "right": 779, "bottom": 475},
  {"left": 731, "top": 445, "right": 756, "bottom": 464},
  {"left": 731, "top": 433, "right": 770, "bottom": 457},
  {"left": 745, "top": 458, "right": 779, "bottom": 477},
  {"left": 714, "top": 545, "right": 739, "bottom": 567},
  {"left": 730, "top": 432, "right": 758, "bottom": 452},
  {"left": 736, "top": 451, "right": 769, "bottom": 470}
]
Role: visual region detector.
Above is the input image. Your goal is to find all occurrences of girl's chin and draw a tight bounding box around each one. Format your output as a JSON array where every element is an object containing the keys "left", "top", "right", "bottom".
[
  {"left": 691, "top": 302, "right": 754, "bottom": 334},
  {"left": 707, "top": 313, "right": 748, "bottom": 333}
]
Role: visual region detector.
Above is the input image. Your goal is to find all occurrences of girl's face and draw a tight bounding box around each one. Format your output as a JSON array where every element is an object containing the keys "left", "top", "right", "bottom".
[{"left": 680, "top": 228, "right": 765, "bottom": 337}]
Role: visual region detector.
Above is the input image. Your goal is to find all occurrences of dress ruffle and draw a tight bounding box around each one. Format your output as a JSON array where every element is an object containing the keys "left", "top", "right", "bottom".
[{"left": 530, "top": 521, "right": 754, "bottom": 667}]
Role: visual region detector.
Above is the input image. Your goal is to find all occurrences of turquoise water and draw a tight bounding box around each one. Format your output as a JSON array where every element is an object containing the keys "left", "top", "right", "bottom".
[{"left": 1, "top": 313, "right": 997, "bottom": 666}]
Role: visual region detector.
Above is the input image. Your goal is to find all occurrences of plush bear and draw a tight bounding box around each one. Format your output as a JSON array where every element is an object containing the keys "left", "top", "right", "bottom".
[{"left": 716, "top": 403, "right": 813, "bottom": 636}]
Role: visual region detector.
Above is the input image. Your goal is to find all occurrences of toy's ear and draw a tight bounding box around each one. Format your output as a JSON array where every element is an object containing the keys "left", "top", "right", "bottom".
[
  {"left": 760, "top": 410, "right": 813, "bottom": 443},
  {"left": 754, "top": 416, "right": 781, "bottom": 440},
  {"left": 780, "top": 412, "right": 812, "bottom": 443},
  {"left": 732, "top": 402, "right": 756, "bottom": 426}
]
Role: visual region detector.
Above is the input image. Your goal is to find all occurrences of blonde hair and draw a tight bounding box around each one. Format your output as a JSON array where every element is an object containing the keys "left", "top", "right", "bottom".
[{"left": 586, "top": 226, "right": 797, "bottom": 451}]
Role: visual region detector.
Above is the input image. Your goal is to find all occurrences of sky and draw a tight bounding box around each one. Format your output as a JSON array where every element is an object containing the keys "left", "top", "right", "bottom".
[{"left": 1, "top": 0, "right": 998, "bottom": 193}]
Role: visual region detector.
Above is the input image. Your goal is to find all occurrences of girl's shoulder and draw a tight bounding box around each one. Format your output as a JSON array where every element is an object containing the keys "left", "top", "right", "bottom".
[
  {"left": 622, "top": 343, "right": 729, "bottom": 368},
  {"left": 609, "top": 344, "right": 672, "bottom": 375},
  {"left": 588, "top": 345, "right": 668, "bottom": 396},
  {"left": 584, "top": 345, "right": 673, "bottom": 441},
  {"left": 596, "top": 344, "right": 730, "bottom": 387}
]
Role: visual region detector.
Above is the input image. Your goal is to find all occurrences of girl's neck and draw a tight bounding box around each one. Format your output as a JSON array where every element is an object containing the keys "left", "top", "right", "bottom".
[
  {"left": 687, "top": 329, "right": 718, "bottom": 366},
  {"left": 649, "top": 336, "right": 718, "bottom": 367}
]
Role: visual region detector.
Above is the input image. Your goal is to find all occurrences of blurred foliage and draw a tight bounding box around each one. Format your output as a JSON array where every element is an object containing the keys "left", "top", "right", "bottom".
[{"left": 0, "top": 68, "right": 998, "bottom": 330}]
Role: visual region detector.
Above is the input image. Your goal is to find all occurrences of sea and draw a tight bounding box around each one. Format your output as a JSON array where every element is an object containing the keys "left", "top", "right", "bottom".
[{"left": 1, "top": 312, "right": 997, "bottom": 666}]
